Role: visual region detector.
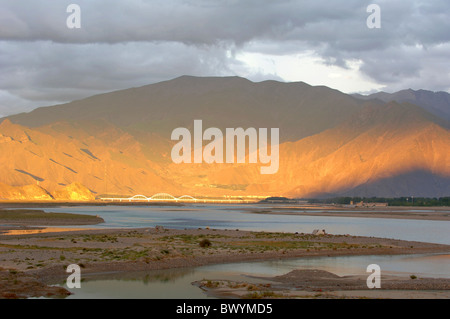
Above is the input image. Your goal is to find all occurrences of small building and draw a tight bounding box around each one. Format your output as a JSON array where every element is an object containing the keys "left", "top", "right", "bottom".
[{"left": 355, "top": 201, "right": 388, "bottom": 207}]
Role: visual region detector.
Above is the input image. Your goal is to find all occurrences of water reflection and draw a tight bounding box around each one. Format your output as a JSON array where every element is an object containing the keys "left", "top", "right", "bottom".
[
  {"left": 60, "top": 253, "right": 450, "bottom": 299},
  {"left": 61, "top": 268, "right": 213, "bottom": 299}
]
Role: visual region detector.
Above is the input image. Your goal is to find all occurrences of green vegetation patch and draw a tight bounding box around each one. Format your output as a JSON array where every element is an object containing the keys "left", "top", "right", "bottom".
[{"left": 0, "top": 209, "right": 103, "bottom": 223}]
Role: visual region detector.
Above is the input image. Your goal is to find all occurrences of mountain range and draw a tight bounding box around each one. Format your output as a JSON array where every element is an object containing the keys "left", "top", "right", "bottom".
[
  {"left": 353, "top": 89, "right": 450, "bottom": 121},
  {"left": 0, "top": 76, "right": 449, "bottom": 200}
]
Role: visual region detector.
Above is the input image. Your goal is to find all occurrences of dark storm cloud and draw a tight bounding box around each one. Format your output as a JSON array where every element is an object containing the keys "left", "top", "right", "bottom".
[
  {"left": 1, "top": 0, "right": 370, "bottom": 45},
  {"left": 0, "top": 0, "right": 449, "bottom": 116},
  {"left": 0, "top": 40, "right": 238, "bottom": 105}
]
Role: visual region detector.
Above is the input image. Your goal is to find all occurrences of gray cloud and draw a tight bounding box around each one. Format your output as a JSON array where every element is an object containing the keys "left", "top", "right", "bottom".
[
  {"left": 0, "top": 40, "right": 240, "bottom": 111},
  {"left": 0, "top": 0, "right": 449, "bottom": 116}
]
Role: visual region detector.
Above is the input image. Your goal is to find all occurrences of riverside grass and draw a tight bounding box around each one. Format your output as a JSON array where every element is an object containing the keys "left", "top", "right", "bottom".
[{"left": 0, "top": 209, "right": 104, "bottom": 225}]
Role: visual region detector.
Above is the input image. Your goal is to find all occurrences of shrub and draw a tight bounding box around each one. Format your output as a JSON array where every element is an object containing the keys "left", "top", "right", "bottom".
[{"left": 199, "top": 239, "right": 212, "bottom": 248}]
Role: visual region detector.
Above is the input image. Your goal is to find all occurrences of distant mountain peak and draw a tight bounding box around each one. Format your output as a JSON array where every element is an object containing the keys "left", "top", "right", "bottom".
[{"left": 353, "top": 88, "right": 450, "bottom": 122}]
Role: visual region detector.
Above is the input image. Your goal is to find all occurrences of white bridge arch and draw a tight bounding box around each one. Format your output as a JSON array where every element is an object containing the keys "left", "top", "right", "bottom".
[
  {"left": 100, "top": 193, "right": 255, "bottom": 203},
  {"left": 113, "top": 193, "right": 198, "bottom": 202}
]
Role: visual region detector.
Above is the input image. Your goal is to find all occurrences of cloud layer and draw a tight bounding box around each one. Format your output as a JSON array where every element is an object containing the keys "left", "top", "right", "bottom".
[{"left": 1, "top": 0, "right": 449, "bottom": 116}]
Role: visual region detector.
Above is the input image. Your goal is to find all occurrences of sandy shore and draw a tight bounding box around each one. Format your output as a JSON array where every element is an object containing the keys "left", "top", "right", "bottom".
[
  {"left": 0, "top": 225, "right": 449, "bottom": 299},
  {"left": 195, "top": 269, "right": 450, "bottom": 299},
  {"left": 247, "top": 205, "right": 450, "bottom": 221}
]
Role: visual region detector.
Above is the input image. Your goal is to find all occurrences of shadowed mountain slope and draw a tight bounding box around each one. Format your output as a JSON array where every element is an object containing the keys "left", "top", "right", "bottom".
[
  {"left": 6, "top": 76, "right": 369, "bottom": 142},
  {"left": 1, "top": 76, "right": 449, "bottom": 199}
]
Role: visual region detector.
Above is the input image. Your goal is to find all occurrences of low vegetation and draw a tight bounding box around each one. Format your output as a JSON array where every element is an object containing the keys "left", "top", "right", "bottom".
[
  {"left": 309, "top": 196, "right": 450, "bottom": 206},
  {"left": 199, "top": 239, "right": 212, "bottom": 248}
]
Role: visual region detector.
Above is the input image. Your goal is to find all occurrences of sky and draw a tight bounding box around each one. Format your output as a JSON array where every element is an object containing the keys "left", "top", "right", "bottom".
[{"left": 0, "top": 0, "right": 449, "bottom": 117}]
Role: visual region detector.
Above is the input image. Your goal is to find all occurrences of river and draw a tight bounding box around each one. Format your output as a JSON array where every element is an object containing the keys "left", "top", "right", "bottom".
[{"left": 34, "top": 204, "right": 450, "bottom": 298}]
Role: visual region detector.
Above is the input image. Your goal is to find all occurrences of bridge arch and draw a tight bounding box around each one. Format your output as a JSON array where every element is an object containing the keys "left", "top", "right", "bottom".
[
  {"left": 129, "top": 194, "right": 150, "bottom": 200},
  {"left": 122, "top": 193, "right": 200, "bottom": 202},
  {"left": 178, "top": 195, "right": 197, "bottom": 201},
  {"left": 150, "top": 193, "right": 177, "bottom": 201}
]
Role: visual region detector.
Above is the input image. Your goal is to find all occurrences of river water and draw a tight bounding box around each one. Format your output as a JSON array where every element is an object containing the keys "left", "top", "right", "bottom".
[
  {"left": 43, "top": 204, "right": 450, "bottom": 244},
  {"left": 58, "top": 253, "right": 450, "bottom": 299},
  {"left": 34, "top": 204, "right": 450, "bottom": 298}
]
